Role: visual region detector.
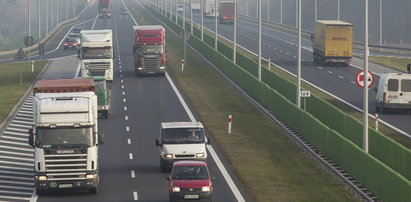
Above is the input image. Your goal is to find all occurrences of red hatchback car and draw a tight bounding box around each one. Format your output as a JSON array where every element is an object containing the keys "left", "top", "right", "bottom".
[{"left": 168, "top": 161, "right": 213, "bottom": 202}]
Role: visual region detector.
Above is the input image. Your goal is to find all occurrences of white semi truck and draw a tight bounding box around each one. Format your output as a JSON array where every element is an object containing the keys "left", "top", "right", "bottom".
[
  {"left": 79, "top": 30, "right": 114, "bottom": 83},
  {"left": 29, "top": 78, "right": 104, "bottom": 194}
]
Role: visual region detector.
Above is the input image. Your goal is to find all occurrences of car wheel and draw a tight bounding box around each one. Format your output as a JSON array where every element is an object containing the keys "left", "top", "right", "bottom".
[{"left": 89, "top": 187, "right": 98, "bottom": 194}]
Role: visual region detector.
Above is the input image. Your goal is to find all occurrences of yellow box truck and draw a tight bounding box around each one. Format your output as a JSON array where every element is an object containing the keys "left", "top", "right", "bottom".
[{"left": 312, "top": 20, "right": 353, "bottom": 66}]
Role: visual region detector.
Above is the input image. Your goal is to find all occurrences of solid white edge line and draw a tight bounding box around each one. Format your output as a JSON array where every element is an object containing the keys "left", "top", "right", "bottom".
[
  {"left": 165, "top": 73, "right": 196, "bottom": 122},
  {"left": 74, "top": 59, "right": 81, "bottom": 78}
]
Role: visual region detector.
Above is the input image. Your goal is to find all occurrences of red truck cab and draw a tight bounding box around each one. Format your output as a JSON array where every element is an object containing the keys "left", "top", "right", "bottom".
[
  {"left": 98, "top": 0, "right": 111, "bottom": 18},
  {"left": 168, "top": 161, "right": 213, "bottom": 202},
  {"left": 133, "top": 25, "right": 166, "bottom": 76},
  {"left": 218, "top": 1, "right": 235, "bottom": 24}
]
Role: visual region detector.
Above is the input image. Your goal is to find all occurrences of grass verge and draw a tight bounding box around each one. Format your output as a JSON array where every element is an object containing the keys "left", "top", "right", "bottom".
[
  {"left": 132, "top": 3, "right": 359, "bottom": 201},
  {"left": 0, "top": 61, "right": 48, "bottom": 124}
]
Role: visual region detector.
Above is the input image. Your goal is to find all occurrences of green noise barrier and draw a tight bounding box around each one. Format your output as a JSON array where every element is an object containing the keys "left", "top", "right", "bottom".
[{"left": 148, "top": 6, "right": 411, "bottom": 201}]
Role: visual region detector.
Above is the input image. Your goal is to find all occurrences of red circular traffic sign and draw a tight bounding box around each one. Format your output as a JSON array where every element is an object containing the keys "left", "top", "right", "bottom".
[{"left": 355, "top": 70, "right": 374, "bottom": 88}]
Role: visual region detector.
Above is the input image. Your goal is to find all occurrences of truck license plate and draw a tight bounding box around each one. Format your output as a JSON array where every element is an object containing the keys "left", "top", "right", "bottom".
[
  {"left": 184, "top": 194, "right": 199, "bottom": 199},
  {"left": 58, "top": 184, "right": 73, "bottom": 188}
]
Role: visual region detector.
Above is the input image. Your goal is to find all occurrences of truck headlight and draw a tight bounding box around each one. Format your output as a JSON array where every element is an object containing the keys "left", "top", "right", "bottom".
[
  {"left": 172, "top": 186, "right": 180, "bottom": 192},
  {"left": 138, "top": 67, "right": 143, "bottom": 70},
  {"left": 159, "top": 66, "right": 165, "bottom": 70},
  {"left": 196, "top": 152, "right": 205, "bottom": 158},
  {"left": 201, "top": 186, "right": 211, "bottom": 192},
  {"left": 86, "top": 174, "right": 98, "bottom": 179},
  {"left": 164, "top": 153, "right": 173, "bottom": 158},
  {"left": 37, "top": 176, "right": 47, "bottom": 181}
]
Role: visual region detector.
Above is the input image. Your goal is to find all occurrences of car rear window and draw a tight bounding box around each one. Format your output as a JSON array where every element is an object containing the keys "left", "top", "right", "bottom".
[
  {"left": 387, "top": 79, "right": 398, "bottom": 91},
  {"left": 173, "top": 166, "right": 209, "bottom": 180},
  {"left": 401, "top": 79, "right": 411, "bottom": 92}
]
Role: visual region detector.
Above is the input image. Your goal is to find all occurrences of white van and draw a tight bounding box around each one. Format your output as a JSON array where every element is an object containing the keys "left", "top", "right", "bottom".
[
  {"left": 375, "top": 73, "right": 411, "bottom": 113},
  {"left": 155, "top": 122, "right": 210, "bottom": 172}
]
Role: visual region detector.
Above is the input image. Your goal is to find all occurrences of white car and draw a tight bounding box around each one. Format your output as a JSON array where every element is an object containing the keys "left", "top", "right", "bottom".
[{"left": 155, "top": 122, "right": 210, "bottom": 172}]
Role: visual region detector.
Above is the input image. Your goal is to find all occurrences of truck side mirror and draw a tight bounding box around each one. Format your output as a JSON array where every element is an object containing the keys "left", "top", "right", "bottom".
[
  {"left": 155, "top": 139, "right": 161, "bottom": 146},
  {"left": 98, "top": 133, "right": 105, "bottom": 145},
  {"left": 207, "top": 137, "right": 211, "bottom": 145},
  {"left": 28, "top": 134, "right": 34, "bottom": 147}
]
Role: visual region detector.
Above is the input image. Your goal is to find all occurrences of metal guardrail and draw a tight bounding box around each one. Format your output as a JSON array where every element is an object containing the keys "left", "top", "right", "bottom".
[
  {"left": 239, "top": 14, "right": 411, "bottom": 56},
  {"left": 0, "top": 0, "right": 95, "bottom": 61}
]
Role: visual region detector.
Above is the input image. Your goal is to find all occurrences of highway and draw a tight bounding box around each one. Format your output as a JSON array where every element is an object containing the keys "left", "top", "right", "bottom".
[
  {"left": 174, "top": 2, "right": 411, "bottom": 137},
  {"left": 0, "top": 0, "right": 250, "bottom": 201}
]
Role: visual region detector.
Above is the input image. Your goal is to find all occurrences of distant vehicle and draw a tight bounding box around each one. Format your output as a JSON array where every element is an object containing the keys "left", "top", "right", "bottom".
[
  {"left": 375, "top": 73, "right": 411, "bottom": 113},
  {"left": 167, "top": 161, "right": 213, "bottom": 202},
  {"left": 218, "top": 1, "right": 235, "bottom": 24},
  {"left": 71, "top": 27, "right": 82, "bottom": 34},
  {"left": 155, "top": 122, "right": 210, "bottom": 172},
  {"left": 63, "top": 37, "right": 78, "bottom": 50},
  {"left": 98, "top": 0, "right": 111, "bottom": 18},
  {"left": 69, "top": 33, "right": 81, "bottom": 44},
  {"left": 312, "top": 20, "right": 353, "bottom": 66},
  {"left": 133, "top": 25, "right": 166, "bottom": 76},
  {"left": 203, "top": 0, "right": 218, "bottom": 17},
  {"left": 177, "top": 4, "right": 184, "bottom": 12},
  {"left": 191, "top": 0, "right": 201, "bottom": 12},
  {"left": 119, "top": 7, "right": 128, "bottom": 15}
]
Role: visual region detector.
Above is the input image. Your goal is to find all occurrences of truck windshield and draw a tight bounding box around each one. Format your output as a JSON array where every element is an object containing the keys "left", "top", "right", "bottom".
[
  {"left": 35, "top": 127, "right": 94, "bottom": 149},
  {"left": 139, "top": 45, "right": 163, "bottom": 55},
  {"left": 94, "top": 80, "right": 106, "bottom": 91},
  {"left": 162, "top": 128, "right": 204, "bottom": 144},
  {"left": 82, "top": 47, "right": 112, "bottom": 59}
]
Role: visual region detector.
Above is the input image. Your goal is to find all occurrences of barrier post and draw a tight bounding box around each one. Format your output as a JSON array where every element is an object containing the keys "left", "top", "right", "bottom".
[{"left": 228, "top": 115, "right": 232, "bottom": 134}]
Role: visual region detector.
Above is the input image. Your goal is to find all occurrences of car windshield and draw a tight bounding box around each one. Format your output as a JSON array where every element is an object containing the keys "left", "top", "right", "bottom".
[
  {"left": 139, "top": 45, "right": 163, "bottom": 55},
  {"left": 72, "top": 28, "right": 82, "bottom": 33},
  {"left": 94, "top": 80, "right": 106, "bottom": 91},
  {"left": 162, "top": 128, "right": 205, "bottom": 144},
  {"left": 173, "top": 166, "right": 209, "bottom": 180},
  {"left": 82, "top": 47, "right": 112, "bottom": 59},
  {"left": 35, "top": 127, "right": 94, "bottom": 149}
]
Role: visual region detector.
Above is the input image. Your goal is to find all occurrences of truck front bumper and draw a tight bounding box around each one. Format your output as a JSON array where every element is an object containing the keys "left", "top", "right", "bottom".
[
  {"left": 136, "top": 66, "right": 166, "bottom": 75},
  {"left": 35, "top": 173, "right": 99, "bottom": 190},
  {"left": 162, "top": 157, "right": 207, "bottom": 169}
]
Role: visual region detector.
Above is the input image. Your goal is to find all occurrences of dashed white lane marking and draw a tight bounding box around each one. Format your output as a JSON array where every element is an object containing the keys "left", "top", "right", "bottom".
[
  {"left": 301, "top": 59, "right": 305, "bottom": 62},
  {"left": 268, "top": 45, "right": 271, "bottom": 48},
  {"left": 127, "top": 139, "right": 131, "bottom": 144},
  {"left": 119, "top": 62, "right": 121, "bottom": 65},
  {"left": 286, "top": 53, "right": 290, "bottom": 55},
  {"left": 318, "top": 66, "right": 323, "bottom": 69},
  {"left": 126, "top": 126, "right": 130, "bottom": 131},
  {"left": 133, "top": 192, "right": 138, "bottom": 200},
  {"left": 131, "top": 170, "right": 135, "bottom": 178},
  {"left": 119, "top": 66, "right": 122, "bottom": 69},
  {"left": 293, "top": 56, "right": 297, "bottom": 58},
  {"left": 339, "top": 76, "right": 344, "bottom": 79},
  {"left": 122, "top": 92, "right": 125, "bottom": 95},
  {"left": 121, "top": 80, "right": 124, "bottom": 83},
  {"left": 280, "top": 50, "right": 283, "bottom": 53},
  {"left": 309, "top": 63, "right": 313, "bottom": 65},
  {"left": 350, "top": 81, "right": 356, "bottom": 84},
  {"left": 129, "top": 153, "right": 133, "bottom": 160},
  {"left": 124, "top": 106, "right": 128, "bottom": 111},
  {"left": 123, "top": 99, "right": 127, "bottom": 103},
  {"left": 125, "top": 116, "right": 128, "bottom": 120},
  {"left": 120, "top": 69, "right": 122, "bottom": 73},
  {"left": 120, "top": 75, "right": 123, "bottom": 78},
  {"left": 121, "top": 85, "right": 124, "bottom": 89},
  {"left": 328, "top": 71, "right": 333, "bottom": 74}
]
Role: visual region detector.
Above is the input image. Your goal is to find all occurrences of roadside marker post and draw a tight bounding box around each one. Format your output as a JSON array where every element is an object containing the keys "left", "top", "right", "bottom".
[
  {"left": 375, "top": 114, "right": 379, "bottom": 131},
  {"left": 181, "top": 59, "right": 185, "bottom": 72},
  {"left": 228, "top": 115, "right": 232, "bottom": 134}
]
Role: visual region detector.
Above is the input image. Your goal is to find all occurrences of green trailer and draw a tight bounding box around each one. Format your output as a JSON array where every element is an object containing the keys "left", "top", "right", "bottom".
[{"left": 91, "top": 76, "right": 111, "bottom": 118}]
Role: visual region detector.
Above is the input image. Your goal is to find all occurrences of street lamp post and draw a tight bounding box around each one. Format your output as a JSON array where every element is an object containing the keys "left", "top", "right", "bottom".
[
  {"left": 337, "top": 0, "right": 340, "bottom": 21},
  {"left": 363, "top": 0, "right": 369, "bottom": 153},
  {"left": 280, "top": 0, "right": 282, "bottom": 24},
  {"left": 214, "top": 0, "right": 217, "bottom": 50},
  {"left": 314, "top": 0, "right": 317, "bottom": 21},
  {"left": 379, "top": 0, "right": 382, "bottom": 45},
  {"left": 267, "top": 0, "right": 269, "bottom": 21},
  {"left": 297, "top": 0, "right": 301, "bottom": 107},
  {"left": 57, "top": 0, "right": 59, "bottom": 25},
  {"left": 201, "top": 0, "right": 204, "bottom": 41},
  {"left": 258, "top": 0, "right": 261, "bottom": 81},
  {"left": 233, "top": 0, "right": 237, "bottom": 63},
  {"left": 38, "top": 0, "right": 41, "bottom": 40},
  {"left": 191, "top": 0, "right": 193, "bottom": 34},
  {"left": 46, "top": 0, "right": 48, "bottom": 34}
]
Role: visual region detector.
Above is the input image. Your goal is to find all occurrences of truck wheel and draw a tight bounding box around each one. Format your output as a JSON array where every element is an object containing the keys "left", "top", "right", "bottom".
[
  {"left": 160, "top": 159, "right": 167, "bottom": 173},
  {"left": 36, "top": 189, "right": 43, "bottom": 195},
  {"left": 89, "top": 187, "right": 98, "bottom": 194}
]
